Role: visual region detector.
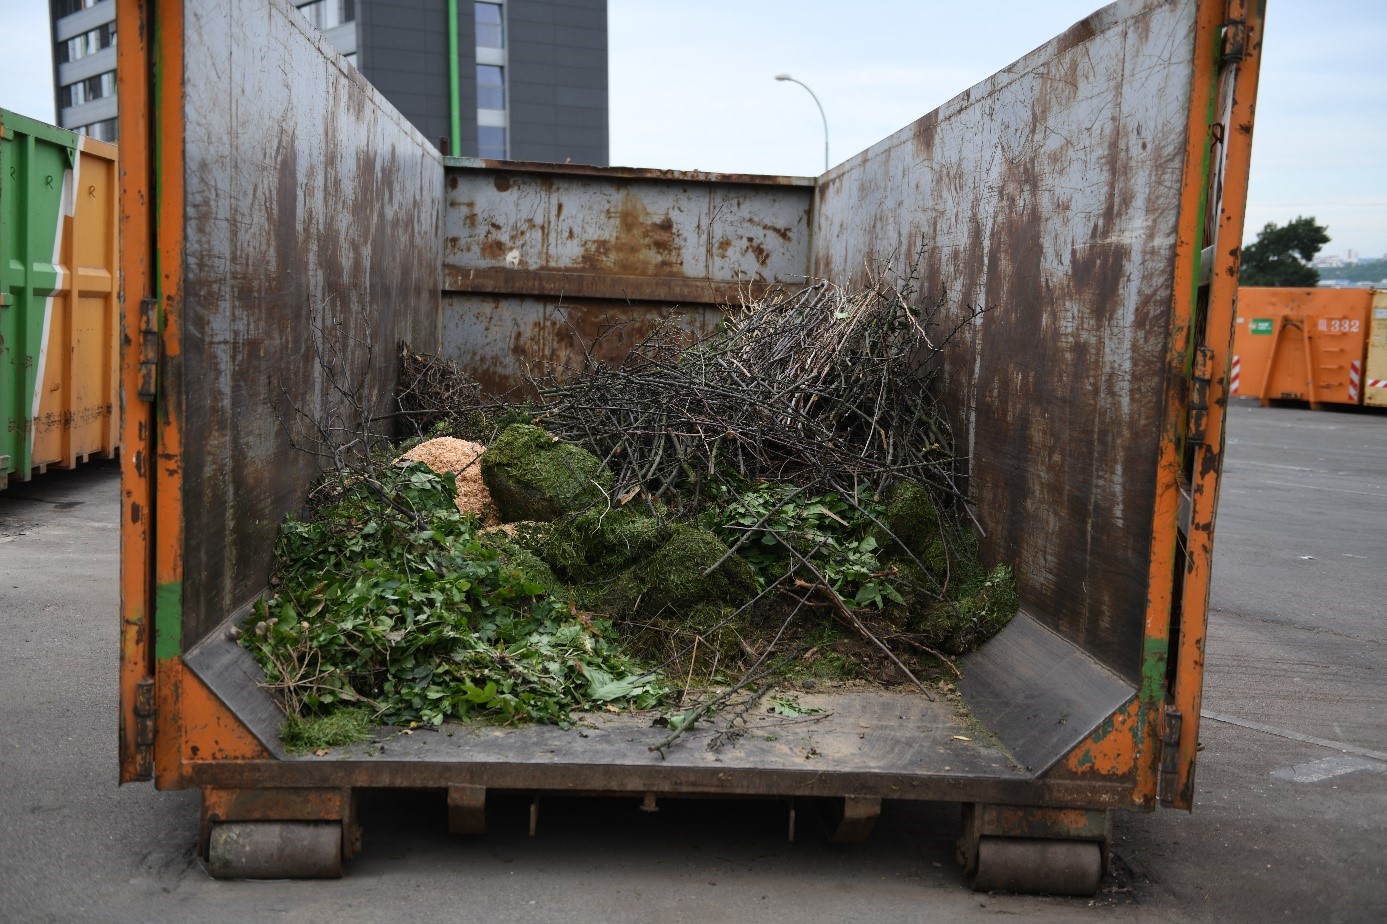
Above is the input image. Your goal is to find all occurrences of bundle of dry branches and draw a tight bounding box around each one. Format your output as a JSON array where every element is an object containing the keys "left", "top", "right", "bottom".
[
  {"left": 396, "top": 342, "right": 490, "bottom": 439},
  {"left": 533, "top": 277, "right": 978, "bottom": 515}
]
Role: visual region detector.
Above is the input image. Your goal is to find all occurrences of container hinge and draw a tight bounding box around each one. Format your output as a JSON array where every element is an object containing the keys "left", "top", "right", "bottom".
[
  {"left": 1158, "top": 705, "right": 1183, "bottom": 804},
  {"left": 1222, "top": 18, "right": 1247, "bottom": 62},
  {"left": 132, "top": 677, "right": 157, "bottom": 781},
  {"left": 138, "top": 298, "right": 160, "bottom": 403},
  {"left": 1188, "top": 346, "right": 1215, "bottom": 445}
]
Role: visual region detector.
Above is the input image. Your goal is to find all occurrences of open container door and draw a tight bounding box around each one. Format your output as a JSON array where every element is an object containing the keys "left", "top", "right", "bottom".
[
  {"left": 813, "top": 0, "right": 1263, "bottom": 817},
  {"left": 117, "top": 0, "right": 444, "bottom": 788}
]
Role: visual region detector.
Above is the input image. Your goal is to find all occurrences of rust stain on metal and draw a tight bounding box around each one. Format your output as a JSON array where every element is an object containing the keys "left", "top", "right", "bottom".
[
  {"left": 493, "top": 174, "right": 512, "bottom": 192},
  {"left": 578, "top": 192, "right": 683, "bottom": 277},
  {"left": 911, "top": 110, "right": 939, "bottom": 156},
  {"left": 744, "top": 237, "right": 771, "bottom": 267}
]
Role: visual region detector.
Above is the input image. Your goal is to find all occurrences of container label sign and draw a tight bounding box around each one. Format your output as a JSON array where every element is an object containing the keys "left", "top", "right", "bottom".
[
  {"left": 1319, "top": 317, "right": 1361, "bottom": 333},
  {"left": 1375, "top": 308, "right": 1387, "bottom": 320},
  {"left": 1250, "top": 318, "right": 1274, "bottom": 334}
]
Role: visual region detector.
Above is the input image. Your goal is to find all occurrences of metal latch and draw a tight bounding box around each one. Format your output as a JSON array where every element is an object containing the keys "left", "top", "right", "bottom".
[
  {"left": 138, "top": 298, "right": 159, "bottom": 402},
  {"left": 1158, "top": 705, "right": 1183, "bottom": 804},
  {"left": 1188, "top": 346, "right": 1215, "bottom": 445},
  {"left": 132, "top": 678, "right": 157, "bottom": 781}
]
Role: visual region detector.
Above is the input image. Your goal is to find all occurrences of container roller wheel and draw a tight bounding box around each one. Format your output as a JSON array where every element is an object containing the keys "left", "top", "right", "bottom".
[
  {"left": 206, "top": 821, "right": 344, "bottom": 879},
  {"left": 968, "top": 836, "right": 1103, "bottom": 896}
]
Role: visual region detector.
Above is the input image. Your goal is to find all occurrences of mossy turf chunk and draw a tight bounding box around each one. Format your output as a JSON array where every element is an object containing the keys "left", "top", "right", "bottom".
[
  {"left": 547, "top": 507, "right": 672, "bottom": 580},
  {"left": 477, "top": 531, "right": 561, "bottom": 593},
  {"left": 639, "top": 524, "right": 758, "bottom": 614},
  {"left": 874, "top": 479, "right": 940, "bottom": 565},
  {"left": 481, "top": 424, "right": 613, "bottom": 522}
]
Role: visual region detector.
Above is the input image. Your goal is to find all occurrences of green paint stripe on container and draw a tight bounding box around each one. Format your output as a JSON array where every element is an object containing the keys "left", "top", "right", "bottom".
[{"left": 156, "top": 582, "right": 184, "bottom": 660}]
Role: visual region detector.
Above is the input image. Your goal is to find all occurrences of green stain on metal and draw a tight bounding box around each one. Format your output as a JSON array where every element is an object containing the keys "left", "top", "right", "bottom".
[
  {"left": 1072, "top": 750, "right": 1095, "bottom": 770},
  {"left": 1089, "top": 715, "right": 1117, "bottom": 743},
  {"left": 0, "top": 108, "right": 76, "bottom": 481},
  {"left": 1140, "top": 635, "right": 1168, "bottom": 703},
  {"left": 156, "top": 582, "right": 183, "bottom": 660},
  {"left": 447, "top": 0, "right": 461, "bottom": 155}
]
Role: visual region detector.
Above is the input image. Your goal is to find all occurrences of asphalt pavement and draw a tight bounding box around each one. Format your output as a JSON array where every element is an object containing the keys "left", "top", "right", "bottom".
[{"left": 1, "top": 400, "right": 1383, "bottom": 922}]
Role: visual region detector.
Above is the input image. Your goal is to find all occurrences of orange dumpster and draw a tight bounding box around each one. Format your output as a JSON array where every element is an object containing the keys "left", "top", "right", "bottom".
[
  {"left": 1365, "top": 292, "right": 1387, "bottom": 409},
  {"left": 1232, "top": 287, "right": 1372, "bottom": 407}
]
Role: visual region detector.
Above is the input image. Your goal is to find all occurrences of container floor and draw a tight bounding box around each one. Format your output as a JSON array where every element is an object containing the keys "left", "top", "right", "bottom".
[{"left": 317, "top": 689, "right": 1025, "bottom": 781}]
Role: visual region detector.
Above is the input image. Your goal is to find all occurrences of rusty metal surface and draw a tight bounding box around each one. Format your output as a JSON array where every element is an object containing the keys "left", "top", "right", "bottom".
[
  {"left": 443, "top": 156, "right": 817, "bottom": 189},
  {"left": 813, "top": 0, "right": 1200, "bottom": 681},
  {"left": 442, "top": 164, "right": 811, "bottom": 393},
  {"left": 958, "top": 610, "right": 1134, "bottom": 774},
  {"left": 176, "top": 0, "right": 443, "bottom": 649},
  {"left": 442, "top": 294, "right": 721, "bottom": 396},
  {"left": 206, "top": 822, "right": 344, "bottom": 879}
]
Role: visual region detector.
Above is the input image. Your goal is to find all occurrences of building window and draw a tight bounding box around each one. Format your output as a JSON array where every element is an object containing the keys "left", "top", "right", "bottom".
[
  {"left": 57, "top": 22, "right": 116, "bottom": 64},
  {"left": 478, "top": 126, "right": 507, "bottom": 160},
  {"left": 77, "top": 118, "right": 118, "bottom": 142},
  {"left": 295, "top": 0, "right": 355, "bottom": 32},
  {"left": 55, "top": 0, "right": 105, "bottom": 17},
  {"left": 476, "top": 64, "right": 504, "bottom": 111},
  {"left": 474, "top": 2, "right": 506, "bottom": 158},
  {"left": 60, "top": 70, "right": 116, "bottom": 109},
  {"left": 475, "top": 3, "right": 503, "bottom": 49}
]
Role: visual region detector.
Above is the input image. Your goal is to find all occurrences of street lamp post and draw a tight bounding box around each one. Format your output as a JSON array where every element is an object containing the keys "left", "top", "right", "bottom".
[{"left": 775, "top": 74, "right": 829, "bottom": 173}]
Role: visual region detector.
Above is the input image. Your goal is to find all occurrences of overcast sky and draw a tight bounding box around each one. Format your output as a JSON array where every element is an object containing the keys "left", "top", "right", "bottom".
[{"left": 3, "top": 0, "right": 1383, "bottom": 257}]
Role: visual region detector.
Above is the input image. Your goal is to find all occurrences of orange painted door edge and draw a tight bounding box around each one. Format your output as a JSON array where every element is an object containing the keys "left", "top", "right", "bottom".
[
  {"left": 1169, "top": 0, "right": 1265, "bottom": 810},
  {"left": 120, "top": 0, "right": 254, "bottom": 788},
  {"left": 1128, "top": 0, "right": 1265, "bottom": 812},
  {"left": 117, "top": 0, "right": 157, "bottom": 785},
  {"left": 1128, "top": 0, "right": 1224, "bottom": 810}
]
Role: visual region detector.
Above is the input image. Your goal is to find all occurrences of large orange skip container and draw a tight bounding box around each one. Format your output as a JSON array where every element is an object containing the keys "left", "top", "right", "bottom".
[
  {"left": 0, "top": 109, "right": 119, "bottom": 489},
  {"left": 1232, "top": 287, "right": 1372, "bottom": 407},
  {"left": 115, "top": 0, "right": 1263, "bottom": 892}
]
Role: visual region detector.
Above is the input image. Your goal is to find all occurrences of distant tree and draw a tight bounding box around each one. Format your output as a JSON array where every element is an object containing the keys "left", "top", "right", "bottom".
[{"left": 1239, "top": 216, "right": 1330, "bottom": 286}]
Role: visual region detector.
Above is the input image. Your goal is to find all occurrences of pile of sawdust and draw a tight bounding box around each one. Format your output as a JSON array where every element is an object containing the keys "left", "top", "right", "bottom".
[{"left": 397, "top": 437, "right": 498, "bottom": 525}]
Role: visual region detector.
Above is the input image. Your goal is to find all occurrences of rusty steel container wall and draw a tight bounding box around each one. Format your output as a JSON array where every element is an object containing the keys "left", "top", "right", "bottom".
[
  {"left": 814, "top": 0, "right": 1201, "bottom": 683},
  {"left": 174, "top": 0, "right": 444, "bottom": 651},
  {"left": 442, "top": 295, "right": 723, "bottom": 396},
  {"left": 441, "top": 162, "right": 813, "bottom": 393}
]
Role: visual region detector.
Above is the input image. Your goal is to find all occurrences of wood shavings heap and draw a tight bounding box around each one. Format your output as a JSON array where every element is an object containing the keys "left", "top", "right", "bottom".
[{"left": 397, "top": 437, "right": 498, "bottom": 525}]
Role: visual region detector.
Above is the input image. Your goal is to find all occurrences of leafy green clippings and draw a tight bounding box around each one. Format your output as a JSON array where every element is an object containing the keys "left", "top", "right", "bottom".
[
  {"left": 240, "top": 461, "right": 665, "bottom": 736},
  {"left": 706, "top": 481, "right": 904, "bottom": 609},
  {"left": 281, "top": 705, "right": 375, "bottom": 753},
  {"left": 768, "top": 695, "right": 824, "bottom": 718}
]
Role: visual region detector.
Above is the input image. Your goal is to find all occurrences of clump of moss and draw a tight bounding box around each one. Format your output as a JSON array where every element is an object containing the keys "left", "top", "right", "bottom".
[
  {"left": 640, "top": 524, "right": 758, "bottom": 614},
  {"left": 544, "top": 507, "right": 672, "bottom": 580},
  {"left": 481, "top": 423, "right": 613, "bottom": 522},
  {"left": 281, "top": 705, "right": 375, "bottom": 753},
  {"left": 478, "top": 529, "right": 562, "bottom": 594},
  {"left": 903, "top": 561, "right": 1019, "bottom": 655},
  {"left": 872, "top": 479, "right": 941, "bottom": 569}
]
